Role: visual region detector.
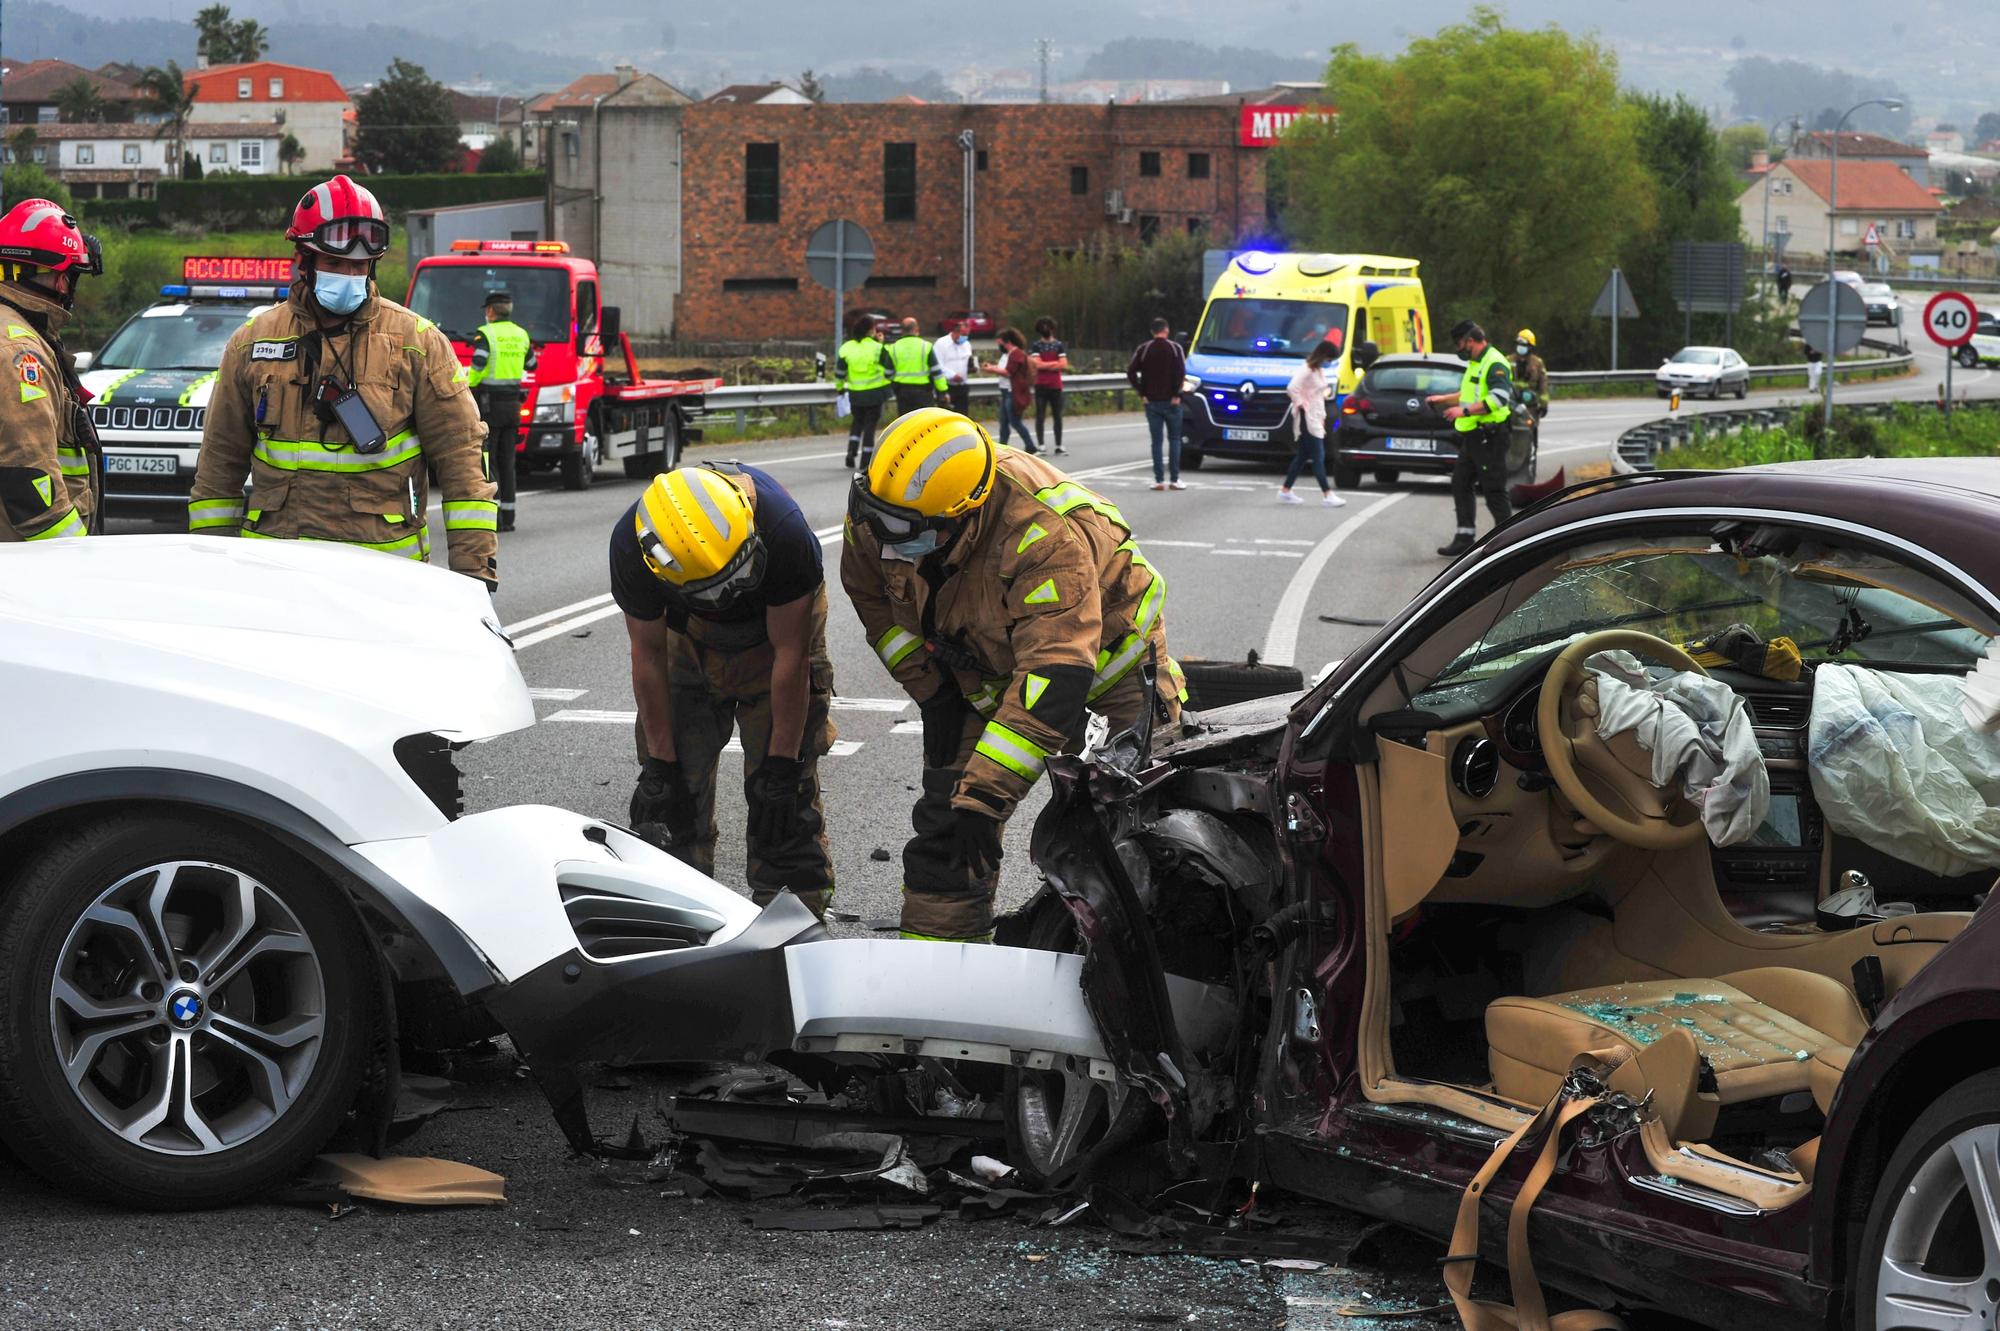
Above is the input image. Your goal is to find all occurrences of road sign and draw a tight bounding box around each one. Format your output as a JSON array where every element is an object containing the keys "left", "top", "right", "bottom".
[
  {"left": 1798, "top": 280, "right": 1868, "bottom": 357},
  {"left": 1923, "top": 290, "right": 1978, "bottom": 348},
  {"left": 805, "top": 220, "right": 876, "bottom": 353},
  {"left": 1862, "top": 223, "right": 1882, "bottom": 248},
  {"left": 1590, "top": 269, "right": 1640, "bottom": 319},
  {"left": 1669, "top": 241, "right": 1746, "bottom": 314}
]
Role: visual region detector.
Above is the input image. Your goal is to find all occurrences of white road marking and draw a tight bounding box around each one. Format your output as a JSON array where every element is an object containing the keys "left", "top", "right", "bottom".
[
  {"left": 1145, "top": 539, "right": 1216, "bottom": 549},
  {"left": 510, "top": 604, "right": 624, "bottom": 650},
  {"left": 890, "top": 719, "right": 924, "bottom": 734},
  {"left": 830, "top": 697, "right": 909, "bottom": 712},
  {"left": 1261, "top": 492, "right": 1412, "bottom": 667},
  {"left": 543, "top": 707, "right": 865, "bottom": 755},
  {"left": 505, "top": 593, "right": 614, "bottom": 635},
  {"left": 528, "top": 687, "right": 588, "bottom": 702},
  {"left": 1235, "top": 537, "right": 1317, "bottom": 546},
  {"left": 1213, "top": 547, "right": 1305, "bottom": 558}
]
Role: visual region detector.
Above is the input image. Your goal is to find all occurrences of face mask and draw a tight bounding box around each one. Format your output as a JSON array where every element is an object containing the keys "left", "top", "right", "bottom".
[
  {"left": 954, "top": 332, "right": 967, "bottom": 344},
  {"left": 313, "top": 271, "right": 368, "bottom": 316},
  {"left": 1516, "top": 344, "right": 1529, "bottom": 356},
  {"left": 883, "top": 529, "right": 944, "bottom": 562}
]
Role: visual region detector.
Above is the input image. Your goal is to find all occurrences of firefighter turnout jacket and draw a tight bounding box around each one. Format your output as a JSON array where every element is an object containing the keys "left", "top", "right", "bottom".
[
  {"left": 0, "top": 285, "right": 96, "bottom": 542},
  {"left": 188, "top": 283, "right": 498, "bottom": 582},
  {"left": 842, "top": 449, "right": 1179, "bottom": 820}
]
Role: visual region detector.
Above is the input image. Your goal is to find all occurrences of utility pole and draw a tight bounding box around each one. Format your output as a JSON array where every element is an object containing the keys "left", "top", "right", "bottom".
[{"left": 1035, "top": 39, "right": 1053, "bottom": 104}]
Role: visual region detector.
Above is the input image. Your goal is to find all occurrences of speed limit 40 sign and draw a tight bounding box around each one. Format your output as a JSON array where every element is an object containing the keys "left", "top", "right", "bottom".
[{"left": 1924, "top": 291, "right": 1978, "bottom": 348}]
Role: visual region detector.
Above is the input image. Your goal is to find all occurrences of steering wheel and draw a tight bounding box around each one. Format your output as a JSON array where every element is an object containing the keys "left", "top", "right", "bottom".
[{"left": 1534, "top": 630, "right": 1710, "bottom": 851}]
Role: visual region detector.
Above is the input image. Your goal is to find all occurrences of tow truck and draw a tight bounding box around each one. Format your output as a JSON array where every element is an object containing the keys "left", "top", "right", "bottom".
[
  {"left": 75, "top": 255, "right": 292, "bottom": 517},
  {"left": 406, "top": 240, "right": 718, "bottom": 490}
]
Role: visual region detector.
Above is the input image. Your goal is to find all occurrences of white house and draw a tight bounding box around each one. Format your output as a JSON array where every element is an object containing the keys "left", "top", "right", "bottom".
[
  {"left": 2, "top": 122, "right": 286, "bottom": 198},
  {"left": 185, "top": 61, "right": 350, "bottom": 172}
]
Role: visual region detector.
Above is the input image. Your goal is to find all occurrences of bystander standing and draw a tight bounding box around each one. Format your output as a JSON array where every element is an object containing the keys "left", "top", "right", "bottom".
[
  {"left": 933, "top": 319, "right": 977, "bottom": 415},
  {"left": 1030, "top": 316, "right": 1069, "bottom": 456},
  {"left": 986, "top": 328, "right": 1037, "bottom": 452},
  {"left": 1278, "top": 341, "right": 1345, "bottom": 508},
  {"left": 1128, "top": 317, "right": 1188, "bottom": 491}
]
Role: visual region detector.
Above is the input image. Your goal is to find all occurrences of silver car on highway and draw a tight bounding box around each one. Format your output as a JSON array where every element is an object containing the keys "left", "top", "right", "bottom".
[{"left": 1655, "top": 345, "right": 1751, "bottom": 399}]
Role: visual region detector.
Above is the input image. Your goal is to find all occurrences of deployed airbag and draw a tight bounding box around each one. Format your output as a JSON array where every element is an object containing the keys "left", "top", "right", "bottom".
[
  {"left": 1811, "top": 663, "right": 2000, "bottom": 876},
  {"left": 1588, "top": 651, "right": 1769, "bottom": 845}
]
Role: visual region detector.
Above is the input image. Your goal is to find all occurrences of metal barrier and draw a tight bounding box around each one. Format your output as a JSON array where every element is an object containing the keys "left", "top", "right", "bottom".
[{"left": 1611, "top": 384, "right": 1988, "bottom": 475}]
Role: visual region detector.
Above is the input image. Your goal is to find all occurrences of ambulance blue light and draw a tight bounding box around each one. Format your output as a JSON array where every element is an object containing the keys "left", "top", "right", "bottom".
[
  {"left": 1234, "top": 251, "right": 1276, "bottom": 275},
  {"left": 160, "top": 284, "right": 191, "bottom": 297}
]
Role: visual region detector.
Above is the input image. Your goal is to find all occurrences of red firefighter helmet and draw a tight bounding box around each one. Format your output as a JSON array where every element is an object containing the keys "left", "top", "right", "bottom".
[
  {"left": 0, "top": 199, "right": 103, "bottom": 277},
  {"left": 285, "top": 175, "right": 389, "bottom": 259}
]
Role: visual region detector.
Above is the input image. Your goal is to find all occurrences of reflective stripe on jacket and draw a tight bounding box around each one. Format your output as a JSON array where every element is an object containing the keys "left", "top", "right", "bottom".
[
  {"left": 469, "top": 319, "right": 532, "bottom": 389},
  {"left": 1455, "top": 345, "right": 1512, "bottom": 432},
  {"left": 0, "top": 290, "right": 95, "bottom": 543},
  {"left": 836, "top": 338, "right": 893, "bottom": 394},
  {"left": 888, "top": 334, "right": 947, "bottom": 391}
]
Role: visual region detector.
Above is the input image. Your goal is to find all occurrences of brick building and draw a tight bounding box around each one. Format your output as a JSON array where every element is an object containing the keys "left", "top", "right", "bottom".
[{"left": 672, "top": 102, "right": 1269, "bottom": 342}]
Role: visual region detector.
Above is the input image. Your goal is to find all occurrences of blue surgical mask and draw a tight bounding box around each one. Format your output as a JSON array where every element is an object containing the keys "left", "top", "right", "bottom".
[
  {"left": 954, "top": 332, "right": 967, "bottom": 344},
  {"left": 884, "top": 530, "right": 944, "bottom": 561},
  {"left": 313, "top": 271, "right": 368, "bottom": 316}
]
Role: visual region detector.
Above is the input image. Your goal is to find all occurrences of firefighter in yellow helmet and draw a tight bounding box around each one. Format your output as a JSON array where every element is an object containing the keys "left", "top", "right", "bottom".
[
  {"left": 842, "top": 407, "right": 1184, "bottom": 941},
  {"left": 1513, "top": 328, "right": 1549, "bottom": 422},
  {"left": 613, "top": 463, "right": 837, "bottom": 916}
]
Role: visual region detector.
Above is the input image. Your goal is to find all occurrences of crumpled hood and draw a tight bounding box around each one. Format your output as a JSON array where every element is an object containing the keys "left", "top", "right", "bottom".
[
  {"left": 1157, "top": 690, "right": 1301, "bottom": 759},
  {"left": 0, "top": 534, "right": 530, "bottom": 743}
]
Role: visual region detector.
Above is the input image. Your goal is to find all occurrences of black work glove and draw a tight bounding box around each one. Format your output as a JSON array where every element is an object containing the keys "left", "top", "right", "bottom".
[
  {"left": 919, "top": 690, "right": 972, "bottom": 770},
  {"left": 951, "top": 807, "right": 1004, "bottom": 880},
  {"left": 631, "top": 757, "right": 696, "bottom": 849},
  {"left": 744, "top": 755, "right": 809, "bottom": 848}
]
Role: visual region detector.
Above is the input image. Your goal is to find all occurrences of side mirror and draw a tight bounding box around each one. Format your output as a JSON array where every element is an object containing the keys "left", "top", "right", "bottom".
[
  {"left": 72, "top": 350, "right": 93, "bottom": 371},
  {"left": 599, "top": 305, "right": 621, "bottom": 342}
]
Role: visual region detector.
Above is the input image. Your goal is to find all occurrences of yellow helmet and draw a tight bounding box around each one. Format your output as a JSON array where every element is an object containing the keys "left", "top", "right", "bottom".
[
  {"left": 849, "top": 407, "right": 998, "bottom": 545},
  {"left": 633, "top": 466, "right": 767, "bottom": 608},
  {"left": 1516, "top": 328, "right": 1537, "bottom": 348}
]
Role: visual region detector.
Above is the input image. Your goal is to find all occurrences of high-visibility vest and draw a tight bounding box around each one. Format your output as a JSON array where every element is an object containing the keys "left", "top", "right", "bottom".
[
  {"left": 1455, "top": 345, "right": 1512, "bottom": 432},
  {"left": 888, "top": 334, "right": 942, "bottom": 388},
  {"left": 838, "top": 338, "right": 893, "bottom": 393},
  {"left": 470, "top": 319, "right": 531, "bottom": 389}
]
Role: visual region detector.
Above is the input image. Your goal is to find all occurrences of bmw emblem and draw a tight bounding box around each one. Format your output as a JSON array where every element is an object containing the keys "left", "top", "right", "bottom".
[
  {"left": 168, "top": 990, "right": 204, "bottom": 1028},
  {"left": 1238, "top": 380, "right": 1257, "bottom": 399}
]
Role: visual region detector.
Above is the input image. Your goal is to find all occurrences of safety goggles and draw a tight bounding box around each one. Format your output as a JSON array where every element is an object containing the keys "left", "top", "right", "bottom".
[
  {"left": 847, "top": 474, "right": 963, "bottom": 546},
  {"left": 641, "top": 531, "right": 769, "bottom": 612},
  {"left": 78, "top": 232, "right": 104, "bottom": 277},
  {"left": 304, "top": 217, "right": 391, "bottom": 259}
]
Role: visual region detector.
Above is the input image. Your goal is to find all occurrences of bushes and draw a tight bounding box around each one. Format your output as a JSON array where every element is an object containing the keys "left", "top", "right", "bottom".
[
  {"left": 155, "top": 172, "right": 543, "bottom": 228},
  {"left": 1674, "top": 403, "right": 2000, "bottom": 469},
  {"left": 82, "top": 198, "right": 162, "bottom": 230},
  {"left": 1006, "top": 229, "right": 1210, "bottom": 350}
]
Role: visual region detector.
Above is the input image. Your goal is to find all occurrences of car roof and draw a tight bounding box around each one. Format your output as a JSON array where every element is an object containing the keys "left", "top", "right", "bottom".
[
  {"left": 1672, "top": 345, "right": 1730, "bottom": 353},
  {"left": 1366, "top": 353, "right": 1464, "bottom": 369}
]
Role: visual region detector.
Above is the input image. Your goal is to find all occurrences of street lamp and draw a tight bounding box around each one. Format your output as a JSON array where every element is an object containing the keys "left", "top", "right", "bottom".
[
  {"left": 1760, "top": 114, "right": 1800, "bottom": 300},
  {"left": 1823, "top": 97, "right": 1905, "bottom": 431}
]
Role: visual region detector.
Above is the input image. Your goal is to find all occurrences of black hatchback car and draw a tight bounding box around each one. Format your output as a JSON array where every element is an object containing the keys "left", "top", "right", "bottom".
[{"left": 1332, "top": 353, "right": 1537, "bottom": 489}]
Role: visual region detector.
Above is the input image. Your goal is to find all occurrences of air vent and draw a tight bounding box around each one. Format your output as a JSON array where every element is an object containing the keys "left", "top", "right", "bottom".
[
  {"left": 1451, "top": 735, "right": 1500, "bottom": 798},
  {"left": 560, "top": 883, "right": 726, "bottom": 962},
  {"left": 1745, "top": 695, "right": 1810, "bottom": 729}
]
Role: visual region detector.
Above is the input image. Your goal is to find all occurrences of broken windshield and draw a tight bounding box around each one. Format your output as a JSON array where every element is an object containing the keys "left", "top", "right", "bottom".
[{"left": 1423, "top": 540, "right": 1993, "bottom": 698}]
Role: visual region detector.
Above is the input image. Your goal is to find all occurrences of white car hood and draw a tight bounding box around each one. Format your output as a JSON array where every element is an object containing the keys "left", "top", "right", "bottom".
[{"left": 0, "top": 534, "right": 529, "bottom": 742}]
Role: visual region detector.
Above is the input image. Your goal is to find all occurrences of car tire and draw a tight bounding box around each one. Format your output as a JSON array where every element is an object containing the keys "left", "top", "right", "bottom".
[
  {"left": 560, "top": 434, "right": 596, "bottom": 491},
  {"left": 1855, "top": 1067, "right": 2000, "bottom": 1330},
  {"left": 0, "top": 815, "right": 376, "bottom": 1209},
  {"left": 1959, "top": 347, "right": 1979, "bottom": 370},
  {"left": 1179, "top": 446, "right": 1204, "bottom": 472},
  {"left": 1177, "top": 655, "right": 1307, "bottom": 712},
  {"left": 1735, "top": 378, "right": 1749, "bottom": 400},
  {"left": 1003, "top": 894, "right": 1156, "bottom": 1190},
  {"left": 1373, "top": 467, "right": 1401, "bottom": 485},
  {"left": 1331, "top": 460, "right": 1363, "bottom": 490}
]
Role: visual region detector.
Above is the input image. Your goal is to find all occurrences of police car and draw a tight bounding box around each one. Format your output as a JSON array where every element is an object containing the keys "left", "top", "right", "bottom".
[
  {"left": 76, "top": 255, "right": 292, "bottom": 516},
  {"left": 1956, "top": 310, "right": 2000, "bottom": 369}
]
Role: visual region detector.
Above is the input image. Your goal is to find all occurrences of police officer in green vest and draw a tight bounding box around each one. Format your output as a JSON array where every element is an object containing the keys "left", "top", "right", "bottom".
[
  {"left": 886, "top": 316, "right": 949, "bottom": 417},
  {"left": 836, "top": 312, "right": 897, "bottom": 470},
  {"left": 1426, "top": 319, "right": 1515, "bottom": 558},
  {"left": 469, "top": 289, "right": 536, "bottom": 532}
]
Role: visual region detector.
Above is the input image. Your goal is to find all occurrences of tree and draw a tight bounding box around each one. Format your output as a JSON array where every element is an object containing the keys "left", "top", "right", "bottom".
[
  {"left": 54, "top": 76, "right": 111, "bottom": 124},
  {"left": 1717, "top": 123, "right": 1770, "bottom": 172},
  {"left": 476, "top": 133, "right": 520, "bottom": 173},
  {"left": 137, "top": 62, "right": 198, "bottom": 179},
  {"left": 797, "top": 69, "right": 825, "bottom": 104},
  {"left": 1974, "top": 111, "right": 2000, "bottom": 149},
  {"left": 194, "top": 4, "right": 236, "bottom": 65},
  {"left": 1726, "top": 57, "right": 1911, "bottom": 139},
  {"left": 183, "top": 151, "right": 204, "bottom": 180},
  {"left": 278, "top": 132, "right": 305, "bottom": 174},
  {"left": 353, "top": 59, "right": 462, "bottom": 175},
  {"left": 1278, "top": 9, "right": 1653, "bottom": 361},
  {"left": 230, "top": 19, "right": 270, "bottom": 62},
  {"left": 3, "top": 162, "right": 74, "bottom": 213}
]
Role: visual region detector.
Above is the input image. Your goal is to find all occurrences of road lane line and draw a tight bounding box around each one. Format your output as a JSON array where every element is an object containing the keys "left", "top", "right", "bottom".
[
  {"left": 505, "top": 593, "right": 614, "bottom": 635},
  {"left": 528, "top": 687, "right": 588, "bottom": 702},
  {"left": 830, "top": 697, "right": 910, "bottom": 712},
  {"left": 510, "top": 604, "right": 623, "bottom": 650},
  {"left": 1260, "top": 492, "right": 1412, "bottom": 667},
  {"left": 1213, "top": 548, "right": 1305, "bottom": 558}
]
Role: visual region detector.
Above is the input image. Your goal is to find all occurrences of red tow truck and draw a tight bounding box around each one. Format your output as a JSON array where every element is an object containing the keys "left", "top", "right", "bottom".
[{"left": 406, "top": 239, "right": 718, "bottom": 489}]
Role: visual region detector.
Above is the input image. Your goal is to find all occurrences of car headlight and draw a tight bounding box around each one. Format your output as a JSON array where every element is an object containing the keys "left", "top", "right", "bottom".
[
  {"left": 1183, "top": 375, "right": 1202, "bottom": 392},
  {"left": 532, "top": 384, "right": 575, "bottom": 424}
]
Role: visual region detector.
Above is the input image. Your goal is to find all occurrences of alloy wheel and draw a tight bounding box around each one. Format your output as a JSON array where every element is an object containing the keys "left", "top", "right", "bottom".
[
  {"left": 1012, "top": 1058, "right": 1132, "bottom": 1179},
  {"left": 1876, "top": 1122, "right": 2000, "bottom": 1329},
  {"left": 47, "top": 860, "right": 327, "bottom": 1156}
]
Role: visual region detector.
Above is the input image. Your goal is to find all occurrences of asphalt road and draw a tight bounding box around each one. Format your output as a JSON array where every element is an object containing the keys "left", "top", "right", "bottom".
[{"left": 1, "top": 303, "right": 1961, "bottom": 1329}]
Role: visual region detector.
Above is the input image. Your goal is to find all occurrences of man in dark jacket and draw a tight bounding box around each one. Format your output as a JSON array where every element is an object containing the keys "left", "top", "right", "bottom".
[{"left": 1127, "top": 318, "right": 1187, "bottom": 491}]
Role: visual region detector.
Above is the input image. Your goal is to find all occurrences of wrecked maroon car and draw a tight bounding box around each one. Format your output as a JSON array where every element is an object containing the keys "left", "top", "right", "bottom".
[{"left": 1012, "top": 460, "right": 2000, "bottom": 1331}]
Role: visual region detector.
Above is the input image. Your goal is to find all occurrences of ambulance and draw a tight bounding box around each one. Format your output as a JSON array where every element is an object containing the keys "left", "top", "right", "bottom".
[
  {"left": 1180, "top": 252, "right": 1429, "bottom": 469},
  {"left": 75, "top": 255, "right": 292, "bottom": 517}
]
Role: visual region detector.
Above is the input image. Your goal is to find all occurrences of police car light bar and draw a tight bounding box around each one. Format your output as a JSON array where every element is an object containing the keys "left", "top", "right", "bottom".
[
  {"left": 448, "top": 239, "right": 570, "bottom": 254},
  {"left": 159, "top": 284, "right": 290, "bottom": 300}
]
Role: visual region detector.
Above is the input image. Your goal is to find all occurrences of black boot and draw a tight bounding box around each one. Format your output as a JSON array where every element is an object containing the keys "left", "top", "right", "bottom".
[{"left": 1436, "top": 530, "right": 1476, "bottom": 558}]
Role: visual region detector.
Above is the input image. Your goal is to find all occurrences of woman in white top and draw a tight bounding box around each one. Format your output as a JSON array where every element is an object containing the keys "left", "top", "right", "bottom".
[{"left": 1279, "top": 340, "right": 1346, "bottom": 507}]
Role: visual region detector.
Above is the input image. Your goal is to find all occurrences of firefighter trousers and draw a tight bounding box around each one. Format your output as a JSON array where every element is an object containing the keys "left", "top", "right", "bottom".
[
  {"left": 478, "top": 387, "right": 522, "bottom": 532},
  {"left": 898, "top": 665, "right": 1179, "bottom": 941},
  {"left": 631, "top": 585, "right": 838, "bottom": 915}
]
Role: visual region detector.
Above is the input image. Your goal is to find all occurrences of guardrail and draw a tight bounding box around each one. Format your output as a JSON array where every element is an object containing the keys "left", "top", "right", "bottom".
[{"left": 695, "top": 349, "right": 1913, "bottom": 429}]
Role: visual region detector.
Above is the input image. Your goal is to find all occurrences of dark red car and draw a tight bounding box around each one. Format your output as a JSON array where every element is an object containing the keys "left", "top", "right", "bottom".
[
  {"left": 1007, "top": 459, "right": 2000, "bottom": 1331},
  {"left": 939, "top": 309, "right": 995, "bottom": 337}
]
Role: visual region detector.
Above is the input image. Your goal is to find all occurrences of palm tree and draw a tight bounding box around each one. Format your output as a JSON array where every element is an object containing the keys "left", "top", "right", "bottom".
[
  {"left": 278, "top": 133, "right": 304, "bottom": 175},
  {"left": 232, "top": 19, "right": 271, "bottom": 61},
  {"left": 54, "top": 76, "right": 109, "bottom": 124},
  {"left": 137, "top": 62, "right": 200, "bottom": 179},
  {"left": 194, "top": 4, "right": 235, "bottom": 67}
]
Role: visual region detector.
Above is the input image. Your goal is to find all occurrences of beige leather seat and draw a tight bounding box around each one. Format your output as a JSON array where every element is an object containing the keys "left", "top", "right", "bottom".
[{"left": 1486, "top": 968, "right": 1867, "bottom": 1109}]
